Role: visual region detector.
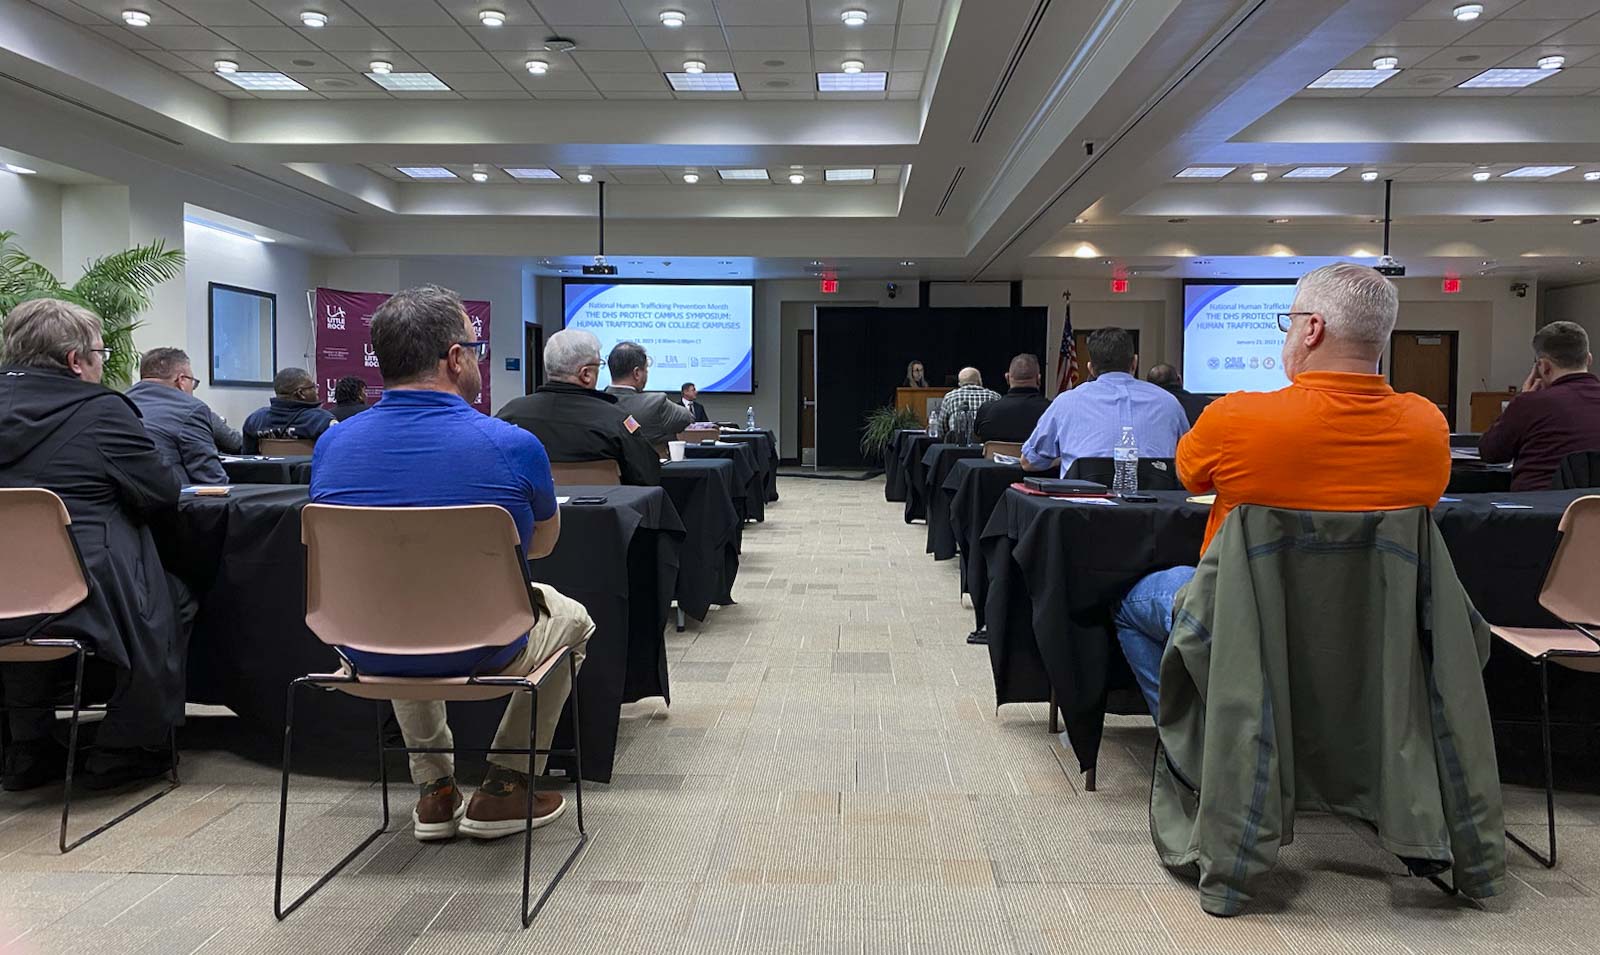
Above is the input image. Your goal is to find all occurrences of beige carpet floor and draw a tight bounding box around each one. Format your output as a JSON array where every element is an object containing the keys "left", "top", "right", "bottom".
[{"left": 2, "top": 476, "right": 1598, "bottom": 953}]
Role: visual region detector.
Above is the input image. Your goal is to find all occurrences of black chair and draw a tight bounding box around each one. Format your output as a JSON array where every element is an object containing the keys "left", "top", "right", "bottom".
[
  {"left": 1063, "top": 457, "right": 1182, "bottom": 490},
  {"left": 1553, "top": 450, "right": 1600, "bottom": 490}
]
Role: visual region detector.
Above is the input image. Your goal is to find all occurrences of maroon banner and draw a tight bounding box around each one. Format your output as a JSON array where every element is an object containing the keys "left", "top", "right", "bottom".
[{"left": 314, "top": 287, "right": 491, "bottom": 413}]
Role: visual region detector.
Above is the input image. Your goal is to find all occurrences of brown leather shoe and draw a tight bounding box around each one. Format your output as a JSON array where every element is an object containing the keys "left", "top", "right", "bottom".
[
  {"left": 460, "top": 767, "right": 565, "bottom": 840},
  {"left": 412, "top": 776, "right": 465, "bottom": 841}
]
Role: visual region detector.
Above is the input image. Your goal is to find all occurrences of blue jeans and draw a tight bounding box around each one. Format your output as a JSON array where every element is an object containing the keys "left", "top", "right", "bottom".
[{"left": 1113, "top": 565, "right": 1196, "bottom": 720}]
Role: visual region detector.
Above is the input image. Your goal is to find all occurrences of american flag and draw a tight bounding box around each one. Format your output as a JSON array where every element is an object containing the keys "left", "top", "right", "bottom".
[{"left": 1055, "top": 291, "right": 1079, "bottom": 394}]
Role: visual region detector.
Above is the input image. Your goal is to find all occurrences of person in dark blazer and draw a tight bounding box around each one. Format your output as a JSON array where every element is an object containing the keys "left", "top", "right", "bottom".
[
  {"left": 679, "top": 382, "right": 710, "bottom": 424},
  {"left": 1147, "top": 363, "right": 1215, "bottom": 426},
  {"left": 602, "top": 341, "right": 694, "bottom": 449},
  {"left": 331, "top": 376, "right": 370, "bottom": 421},
  {"left": 0, "top": 299, "right": 191, "bottom": 791},
  {"left": 126, "top": 347, "right": 227, "bottom": 487},
  {"left": 975, "top": 354, "right": 1052, "bottom": 443},
  {"left": 241, "top": 367, "right": 337, "bottom": 453}
]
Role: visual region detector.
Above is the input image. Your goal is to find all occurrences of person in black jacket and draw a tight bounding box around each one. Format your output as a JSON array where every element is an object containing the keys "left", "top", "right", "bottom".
[
  {"left": 1147, "top": 363, "right": 1214, "bottom": 426},
  {"left": 330, "top": 375, "right": 370, "bottom": 422},
  {"left": 975, "top": 354, "right": 1052, "bottom": 443},
  {"left": 495, "top": 329, "right": 661, "bottom": 486},
  {"left": 241, "top": 367, "right": 337, "bottom": 452},
  {"left": 0, "top": 299, "right": 192, "bottom": 790},
  {"left": 679, "top": 382, "right": 710, "bottom": 424}
]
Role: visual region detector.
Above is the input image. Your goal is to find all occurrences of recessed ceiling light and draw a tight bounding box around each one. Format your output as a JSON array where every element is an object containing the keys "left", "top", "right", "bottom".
[
  {"left": 577, "top": 172, "right": 593, "bottom": 183},
  {"left": 841, "top": 9, "right": 868, "bottom": 26},
  {"left": 824, "top": 168, "right": 874, "bottom": 182},
  {"left": 660, "top": 10, "right": 685, "bottom": 27},
  {"left": 718, "top": 168, "right": 769, "bottom": 181},
  {"left": 1174, "top": 166, "right": 1234, "bottom": 179},
  {"left": 479, "top": 10, "right": 505, "bottom": 27},
  {"left": 300, "top": 11, "right": 327, "bottom": 28},
  {"left": 666, "top": 72, "right": 739, "bottom": 91},
  {"left": 1537, "top": 55, "right": 1566, "bottom": 71},
  {"left": 213, "top": 59, "right": 238, "bottom": 73},
  {"left": 682, "top": 59, "right": 706, "bottom": 74},
  {"left": 1307, "top": 68, "right": 1398, "bottom": 89},
  {"left": 1460, "top": 68, "right": 1556, "bottom": 88},
  {"left": 1502, "top": 165, "right": 1575, "bottom": 178},
  {"left": 121, "top": 10, "right": 150, "bottom": 27},
  {"left": 503, "top": 167, "right": 561, "bottom": 180},
  {"left": 1372, "top": 56, "right": 1398, "bottom": 71},
  {"left": 1585, "top": 171, "right": 1600, "bottom": 182},
  {"left": 369, "top": 60, "right": 392, "bottom": 74},
  {"left": 841, "top": 59, "right": 865, "bottom": 74},
  {"left": 817, "top": 72, "right": 887, "bottom": 91},
  {"left": 525, "top": 59, "right": 549, "bottom": 75},
  {"left": 219, "top": 71, "right": 308, "bottom": 91},
  {"left": 1269, "top": 218, "right": 1290, "bottom": 224},
  {"left": 367, "top": 72, "right": 451, "bottom": 91},
  {"left": 1472, "top": 169, "right": 1491, "bottom": 182},
  {"left": 683, "top": 172, "right": 699, "bottom": 183},
  {"left": 1361, "top": 171, "right": 1379, "bottom": 182},
  {"left": 1574, "top": 218, "right": 1598, "bottom": 226},
  {"left": 2, "top": 163, "right": 37, "bottom": 175},
  {"left": 1453, "top": 3, "right": 1483, "bottom": 20},
  {"left": 900, "top": 260, "right": 915, "bottom": 266},
  {"left": 396, "top": 166, "right": 456, "bottom": 179},
  {"left": 789, "top": 173, "right": 805, "bottom": 184},
  {"left": 1251, "top": 170, "right": 1269, "bottom": 182},
  {"left": 1282, "top": 166, "right": 1347, "bottom": 179},
  {"left": 471, "top": 171, "right": 489, "bottom": 183}
]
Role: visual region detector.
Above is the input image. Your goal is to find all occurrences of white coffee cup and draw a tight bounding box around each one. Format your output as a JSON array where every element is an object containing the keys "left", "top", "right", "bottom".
[{"left": 668, "top": 440, "right": 687, "bottom": 462}]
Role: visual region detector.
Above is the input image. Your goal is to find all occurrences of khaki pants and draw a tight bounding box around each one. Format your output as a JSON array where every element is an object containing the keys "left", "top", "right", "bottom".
[{"left": 392, "top": 583, "right": 593, "bottom": 784}]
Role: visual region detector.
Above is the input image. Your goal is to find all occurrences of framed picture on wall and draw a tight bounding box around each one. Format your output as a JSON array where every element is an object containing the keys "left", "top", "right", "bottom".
[{"left": 208, "top": 282, "right": 276, "bottom": 386}]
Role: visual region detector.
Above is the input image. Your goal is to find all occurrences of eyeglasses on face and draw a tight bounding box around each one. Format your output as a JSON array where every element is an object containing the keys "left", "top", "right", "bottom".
[
  {"left": 447, "top": 340, "right": 490, "bottom": 361},
  {"left": 1276, "top": 311, "right": 1315, "bottom": 334},
  {"left": 88, "top": 346, "right": 113, "bottom": 361},
  {"left": 176, "top": 374, "right": 199, "bottom": 387}
]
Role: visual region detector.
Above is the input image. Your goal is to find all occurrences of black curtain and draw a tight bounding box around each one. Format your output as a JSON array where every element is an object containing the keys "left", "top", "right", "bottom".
[{"left": 816, "top": 306, "right": 1049, "bottom": 467}]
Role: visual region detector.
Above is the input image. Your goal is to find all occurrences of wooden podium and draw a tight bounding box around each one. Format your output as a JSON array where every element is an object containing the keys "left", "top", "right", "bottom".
[
  {"left": 1469, "top": 390, "right": 1516, "bottom": 433},
  {"left": 896, "top": 387, "right": 950, "bottom": 428}
]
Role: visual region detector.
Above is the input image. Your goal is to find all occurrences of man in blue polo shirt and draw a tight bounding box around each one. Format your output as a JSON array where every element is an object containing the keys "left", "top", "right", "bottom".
[{"left": 311, "top": 285, "right": 593, "bottom": 843}]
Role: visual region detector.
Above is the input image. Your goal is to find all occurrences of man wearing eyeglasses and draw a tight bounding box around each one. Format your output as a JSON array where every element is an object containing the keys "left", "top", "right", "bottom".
[
  {"left": 604, "top": 341, "right": 693, "bottom": 450},
  {"left": 127, "top": 347, "right": 228, "bottom": 487},
  {"left": 241, "top": 367, "right": 338, "bottom": 454}
]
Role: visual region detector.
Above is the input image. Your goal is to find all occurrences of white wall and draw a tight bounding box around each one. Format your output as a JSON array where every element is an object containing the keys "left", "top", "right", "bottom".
[
  {"left": 0, "top": 172, "right": 63, "bottom": 274},
  {"left": 1544, "top": 281, "right": 1600, "bottom": 352},
  {"left": 1023, "top": 279, "right": 1183, "bottom": 395},
  {"left": 184, "top": 221, "right": 316, "bottom": 425},
  {"left": 59, "top": 185, "right": 129, "bottom": 281}
]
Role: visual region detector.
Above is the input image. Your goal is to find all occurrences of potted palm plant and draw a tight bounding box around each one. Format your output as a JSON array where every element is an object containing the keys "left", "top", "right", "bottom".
[
  {"left": 0, "top": 230, "right": 185, "bottom": 389},
  {"left": 859, "top": 404, "right": 921, "bottom": 463}
]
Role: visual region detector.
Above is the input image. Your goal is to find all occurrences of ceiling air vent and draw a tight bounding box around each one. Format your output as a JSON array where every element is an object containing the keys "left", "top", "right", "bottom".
[
  {"left": 971, "top": 0, "right": 1053, "bottom": 143},
  {"left": 935, "top": 166, "right": 966, "bottom": 217}
]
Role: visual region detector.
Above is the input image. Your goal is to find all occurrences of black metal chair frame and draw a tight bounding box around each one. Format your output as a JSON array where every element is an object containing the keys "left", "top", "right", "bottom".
[
  {"left": 1505, "top": 625, "right": 1600, "bottom": 869},
  {"left": 273, "top": 647, "right": 587, "bottom": 928}
]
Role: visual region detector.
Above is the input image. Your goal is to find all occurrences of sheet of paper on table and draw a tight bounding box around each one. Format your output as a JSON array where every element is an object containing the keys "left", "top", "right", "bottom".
[
  {"left": 1491, "top": 502, "right": 1533, "bottom": 509},
  {"left": 991, "top": 453, "right": 1020, "bottom": 465},
  {"left": 1449, "top": 448, "right": 1480, "bottom": 460},
  {"left": 1187, "top": 494, "right": 1217, "bottom": 505},
  {"left": 1062, "top": 496, "right": 1118, "bottom": 506},
  {"left": 556, "top": 496, "right": 570, "bottom": 505}
]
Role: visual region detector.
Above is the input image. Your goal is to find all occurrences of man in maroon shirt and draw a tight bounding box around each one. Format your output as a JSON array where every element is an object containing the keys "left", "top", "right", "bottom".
[{"left": 1480, "top": 321, "right": 1600, "bottom": 490}]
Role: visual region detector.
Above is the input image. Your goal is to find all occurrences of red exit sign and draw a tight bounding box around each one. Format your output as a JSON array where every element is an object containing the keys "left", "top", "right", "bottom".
[
  {"left": 1441, "top": 276, "right": 1461, "bottom": 294},
  {"left": 820, "top": 278, "right": 838, "bottom": 294},
  {"left": 1110, "top": 278, "right": 1129, "bottom": 294}
]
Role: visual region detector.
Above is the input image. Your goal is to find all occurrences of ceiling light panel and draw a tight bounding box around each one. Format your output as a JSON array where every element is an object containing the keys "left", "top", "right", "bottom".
[
  {"left": 1174, "top": 167, "right": 1235, "bottom": 179},
  {"left": 1459, "top": 69, "right": 1556, "bottom": 89},
  {"left": 1501, "top": 165, "right": 1575, "bottom": 178},
  {"left": 396, "top": 166, "right": 457, "bottom": 179},
  {"left": 1282, "top": 166, "right": 1348, "bottom": 179},
  {"left": 665, "top": 72, "right": 739, "bottom": 92},
  {"left": 817, "top": 71, "right": 887, "bottom": 91},
  {"left": 218, "top": 72, "right": 308, "bottom": 91},
  {"left": 825, "top": 168, "right": 875, "bottom": 182},
  {"left": 1306, "top": 69, "right": 1397, "bottom": 89},
  {"left": 718, "top": 169, "right": 769, "bottom": 181},
  {"left": 503, "top": 167, "right": 561, "bottom": 180},
  {"left": 367, "top": 72, "right": 451, "bottom": 91}
]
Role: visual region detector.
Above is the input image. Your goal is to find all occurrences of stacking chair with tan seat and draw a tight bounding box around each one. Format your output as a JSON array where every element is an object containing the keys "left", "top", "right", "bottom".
[
  {"left": 273, "top": 504, "right": 587, "bottom": 928},
  {"left": 0, "top": 488, "right": 179, "bottom": 853},
  {"left": 1488, "top": 494, "right": 1600, "bottom": 868},
  {"left": 549, "top": 459, "right": 621, "bottom": 486},
  {"left": 981, "top": 441, "right": 1023, "bottom": 461},
  {"left": 258, "top": 437, "right": 318, "bottom": 456}
]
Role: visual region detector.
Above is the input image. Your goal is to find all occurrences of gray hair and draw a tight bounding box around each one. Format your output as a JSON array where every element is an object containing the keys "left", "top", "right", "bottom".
[
  {"left": 1, "top": 298, "right": 102, "bottom": 371},
  {"left": 1532, "top": 321, "right": 1589, "bottom": 370},
  {"left": 140, "top": 346, "right": 190, "bottom": 380},
  {"left": 370, "top": 285, "right": 467, "bottom": 385},
  {"left": 1292, "top": 263, "right": 1398, "bottom": 348},
  {"left": 958, "top": 367, "right": 982, "bottom": 386},
  {"left": 545, "top": 328, "right": 602, "bottom": 382}
]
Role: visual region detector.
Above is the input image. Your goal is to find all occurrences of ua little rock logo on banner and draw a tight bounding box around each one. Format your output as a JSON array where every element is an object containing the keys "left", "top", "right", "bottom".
[
  {"left": 325, "top": 303, "right": 346, "bottom": 331},
  {"left": 363, "top": 343, "right": 378, "bottom": 368}
]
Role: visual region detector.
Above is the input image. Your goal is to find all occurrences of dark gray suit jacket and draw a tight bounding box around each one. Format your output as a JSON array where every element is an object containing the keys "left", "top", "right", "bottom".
[
  {"left": 605, "top": 385, "right": 695, "bottom": 448},
  {"left": 127, "top": 380, "right": 229, "bottom": 486}
]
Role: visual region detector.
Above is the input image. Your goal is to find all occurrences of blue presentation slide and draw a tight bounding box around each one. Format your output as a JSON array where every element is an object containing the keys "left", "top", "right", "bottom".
[
  {"left": 1182, "top": 282, "right": 1297, "bottom": 394},
  {"left": 563, "top": 282, "right": 755, "bottom": 392}
]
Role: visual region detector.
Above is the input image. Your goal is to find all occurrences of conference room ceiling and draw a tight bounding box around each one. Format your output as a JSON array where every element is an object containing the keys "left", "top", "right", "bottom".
[{"left": 3, "top": 0, "right": 1600, "bottom": 283}]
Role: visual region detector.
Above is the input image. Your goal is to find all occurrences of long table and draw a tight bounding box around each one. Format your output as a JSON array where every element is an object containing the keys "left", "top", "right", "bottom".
[
  {"left": 715, "top": 430, "right": 780, "bottom": 503},
  {"left": 684, "top": 442, "right": 763, "bottom": 522},
  {"left": 903, "top": 441, "right": 978, "bottom": 523},
  {"left": 161, "top": 484, "right": 684, "bottom": 782},
  {"left": 979, "top": 488, "right": 1590, "bottom": 781},
  {"left": 945, "top": 459, "right": 1027, "bottom": 629},
  {"left": 659, "top": 459, "right": 740, "bottom": 618},
  {"left": 220, "top": 454, "right": 312, "bottom": 484},
  {"left": 883, "top": 430, "right": 928, "bottom": 502},
  {"left": 922, "top": 444, "right": 985, "bottom": 558}
]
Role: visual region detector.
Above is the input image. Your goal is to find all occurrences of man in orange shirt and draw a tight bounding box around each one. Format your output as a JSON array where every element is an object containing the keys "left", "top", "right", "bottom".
[{"left": 1114, "top": 263, "right": 1451, "bottom": 717}]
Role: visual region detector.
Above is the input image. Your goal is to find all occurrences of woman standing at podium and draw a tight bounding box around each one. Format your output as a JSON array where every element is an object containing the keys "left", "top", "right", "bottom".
[{"left": 904, "top": 360, "right": 929, "bottom": 388}]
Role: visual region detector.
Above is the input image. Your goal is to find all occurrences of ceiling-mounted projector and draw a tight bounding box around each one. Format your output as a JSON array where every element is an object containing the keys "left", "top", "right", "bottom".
[{"left": 1373, "top": 254, "right": 1406, "bottom": 277}]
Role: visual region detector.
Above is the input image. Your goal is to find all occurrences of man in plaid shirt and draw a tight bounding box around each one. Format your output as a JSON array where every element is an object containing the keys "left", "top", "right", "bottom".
[{"left": 933, "top": 367, "right": 1001, "bottom": 443}]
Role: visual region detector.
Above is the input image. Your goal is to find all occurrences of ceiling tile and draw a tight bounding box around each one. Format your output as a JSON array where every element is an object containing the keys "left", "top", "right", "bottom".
[
  {"left": 136, "top": 48, "right": 212, "bottom": 71},
  {"left": 894, "top": 25, "right": 936, "bottom": 49},
  {"left": 116, "top": 26, "right": 239, "bottom": 49},
  {"left": 217, "top": 89, "right": 254, "bottom": 98},
  {"left": 298, "top": 27, "right": 397, "bottom": 50},
  {"left": 26, "top": 0, "right": 110, "bottom": 24},
  {"left": 533, "top": 0, "right": 631, "bottom": 26},
  {"left": 1372, "top": 21, "right": 1477, "bottom": 46},
  {"left": 892, "top": 49, "right": 930, "bottom": 71},
  {"left": 533, "top": 90, "right": 605, "bottom": 98},
  {"left": 88, "top": 26, "right": 154, "bottom": 50},
  {"left": 649, "top": 51, "right": 735, "bottom": 71},
  {"left": 1457, "top": 20, "right": 1570, "bottom": 45},
  {"left": 619, "top": 0, "right": 719, "bottom": 26},
  {"left": 731, "top": 51, "right": 815, "bottom": 72},
  {"left": 807, "top": 0, "right": 898, "bottom": 26},
  {"left": 889, "top": 71, "right": 922, "bottom": 91},
  {"left": 1521, "top": 65, "right": 1600, "bottom": 86},
  {"left": 64, "top": 0, "right": 194, "bottom": 24},
  {"left": 900, "top": 0, "right": 946, "bottom": 25},
  {"left": 161, "top": 1, "right": 277, "bottom": 26},
  {"left": 636, "top": 26, "right": 728, "bottom": 51},
  {"left": 413, "top": 50, "right": 506, "bottom": 72},
  {"left": 1513, "top": 83, "right": 1599, "bottom": 94},
  {"left": 588, "top": 72, "right": 670, "bottom": 91},
  {"left": 253, "top": 50, "right": 353, "bottom": 72},
  {"left": 251, "top": 89, "right": 325, "bottom": 99},
  {"left": 465, "top": 26, "right": 559, "bottom": 49},
  {"left": 1378, "top": 67, "right": 1479, "bottom": 91},
  {"left": 329, "top": 51, "right": 428, "bottom": 72},
  {"left": 250, "top": 0, "right": 364, "bottom": 25},
  {"left": 815, "top": 49, "right": 894, "bottom": 71},
  {"left": 715, "top": 0, "right": 809, "bottom": 26},
  {"left": 293, "top": 74, "right": 372, "bottom": 94},
  {"left": 178, "top": 70, "right": 240, "bottom": 91},
  {"left": 812, "top": 25, "right": 896, "bottom": 49},
  {"left": 1503, "top": 0, "right": 1600, "bottom": 15},
  {"left": 1543, "top": 20, "right": 1600, "bottom": 44},
  {"left": 744, "top": 73, "right": 812, "bottom": 93},
  {"left": 459, "top": 90, "right": 535, "bottom": 98},
  {"left": 1410, "top": 46, "right": 1524, "bottom": 69},
  {"left": 1503, "top": 45, "right": 1600, "bottom": 66},
  {"left": 577, "top": 51, "right": 663, "bottom": 71},
  {"left": 724, "top": 26, "right": 811, "bottom": 50},
  {"left": 209, "top": 26, "right": 320, "bottom": 50},
  {"left": 344, "top": 0, "right": 456, "bottom": 25},
  {"left": 433, "top": 0, "right": 544, "bottom": 27},
  {"left": 433, "top": 71, "right": 526, "bottom": 90},
  {"left": 513, "top": 70, "right": 599, "bottom": 91},
  {"left": 555, "top": 26, "right": 647, "bottom": 50},
  {"left": 318, "top": 90, "right": 395, "bottom": 99},
  {"left": 374, "top": 27, "right": 481, "bottom": 50},
  {"left": 621, "top": 90, "right": 682, "bottom": 98}
]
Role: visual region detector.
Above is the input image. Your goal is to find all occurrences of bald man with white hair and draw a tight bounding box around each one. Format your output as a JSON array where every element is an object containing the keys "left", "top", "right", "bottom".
[{"left": 933, "top": 365, "right": 1001, "bottom": 442}]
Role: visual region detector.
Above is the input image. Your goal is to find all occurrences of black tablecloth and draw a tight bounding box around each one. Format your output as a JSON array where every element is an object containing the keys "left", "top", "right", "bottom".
[
  {"left": 923, "top": 445, "right": 985, "bottom": 558},
  {"left": 883, "top": 430, "right": 927, "bottom": 502},
  {"left": 163, "top": 484, "right": 683, "bottom": 783},
  {"left": 220, "top": 455, "right": 313, "bottom": 485},
  {"left": 717, "top": 430, "right": 779, "bottom": 503},
  {"left": 685, "top": 442, "right": 763, "bottom": 522},
  {"left": 946, "top": 459, "right": 1026, "bottom": 629},
  {"left": 902, "top": 438, "right": 967, "bottom": 523},
  {"left": 980, "top": 488, "right": 1591, "bottom": 778},
  {"left": 1448, "top": 462, "right": 1514, "bottom": 495},
  {"left": 660, "top": 460, "right": 740, "bottom": 619}
]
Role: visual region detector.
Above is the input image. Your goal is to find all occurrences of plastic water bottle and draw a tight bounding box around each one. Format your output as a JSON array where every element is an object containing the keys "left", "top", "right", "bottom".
[
  {"left": 1113, "top": 425, "right": 1138, "bottom": 497},
  {"left": 745, "top": 406, "right": 755, "bottom": 430}
]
